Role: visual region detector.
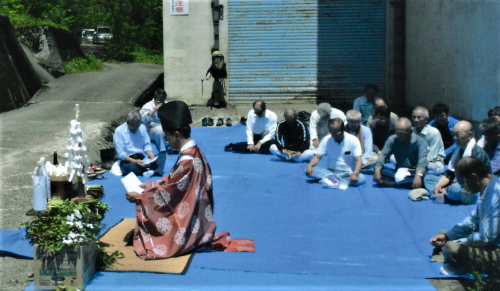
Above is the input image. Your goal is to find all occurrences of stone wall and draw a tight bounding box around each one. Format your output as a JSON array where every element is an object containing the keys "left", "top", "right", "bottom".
[
  {"left": 0, "top": 16, "right": 42, "bottom": 113},
  {"left": 15, "top": 25, "right": 85, "bottom": 77}
]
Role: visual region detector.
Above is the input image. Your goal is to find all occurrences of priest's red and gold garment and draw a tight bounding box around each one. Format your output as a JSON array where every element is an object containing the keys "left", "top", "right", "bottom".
[{"left": 133, "top": 140, "right": 254, "bottom": 259}]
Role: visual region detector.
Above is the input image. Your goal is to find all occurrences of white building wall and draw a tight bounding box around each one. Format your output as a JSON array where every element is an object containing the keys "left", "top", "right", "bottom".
[
  {"left": 406, "top": 0, "right": 500, "bottom": 123},
  {"left": 163, "top": 0, "right": 228, "bottom": 105}
]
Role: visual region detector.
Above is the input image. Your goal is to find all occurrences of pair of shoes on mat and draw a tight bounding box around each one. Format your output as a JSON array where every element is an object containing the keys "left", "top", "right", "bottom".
[
  {"left": 90, "top": 164, "right": 107, "bottom": 175},
  {"left": 202, "top": 117, "right": 214, "bottom": 126},
  {"left": 203, "top": 117, "right": 233, "bottom": 127}
]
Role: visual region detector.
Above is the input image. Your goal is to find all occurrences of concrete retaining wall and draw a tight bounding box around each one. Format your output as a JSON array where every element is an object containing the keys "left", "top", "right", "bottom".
[
  {"left": 406, "top": 0, "right": 500, "bottom": 125},
  {"left": 15, "top": 25, "right": 85, "bottom": 77},
  {"left": 0, "top": 16, "right": 42, "bottom": 113}
]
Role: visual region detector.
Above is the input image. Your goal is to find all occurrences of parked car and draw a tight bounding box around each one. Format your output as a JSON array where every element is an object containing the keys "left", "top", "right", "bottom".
[
  {"left": 81, "top": 29, "right": 95, "bottom": 44},
  {"left": 93, "top": 26, "right": 113, "bottom": 45}
]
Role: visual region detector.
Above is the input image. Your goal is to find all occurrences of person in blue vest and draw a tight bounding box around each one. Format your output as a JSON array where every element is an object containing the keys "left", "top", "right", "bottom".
[{"left": 428, "top": 103, "right": 459, "bottom": 164}]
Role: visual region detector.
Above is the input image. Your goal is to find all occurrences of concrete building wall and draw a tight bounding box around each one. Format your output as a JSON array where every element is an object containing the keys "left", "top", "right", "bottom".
[
  {"left": 406, "top": 0, "right": 500, "bottom": 124},
  {"left": 163, "top": 0, "right": 229, "bottom": 106}
]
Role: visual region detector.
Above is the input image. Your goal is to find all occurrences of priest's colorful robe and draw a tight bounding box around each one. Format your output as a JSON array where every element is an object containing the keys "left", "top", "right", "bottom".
[{"left": 133, "top": 141, "right": 254, "bottom": 259}]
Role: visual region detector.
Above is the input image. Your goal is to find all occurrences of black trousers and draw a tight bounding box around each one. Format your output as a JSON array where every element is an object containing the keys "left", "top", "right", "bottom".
[{"left": 230, "top": 134, "right": 273, "bottom": 154}]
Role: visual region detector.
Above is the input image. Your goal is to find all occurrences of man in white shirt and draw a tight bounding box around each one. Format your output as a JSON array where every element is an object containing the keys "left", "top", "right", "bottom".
[
  {"left": 412, "top": 106, "right": 445, "bottom": 175},
  {"left": 225, "top": 101, "right": 277, "bottom": 154},
  {"left": 305, "top": 118, "right": 365, "bottom": 186},
  {"left": 309, "top": 103, "right": 347, "bottom": 149},
  {"left": 139, "top": 89, "right": 168, "bottom": 153}
]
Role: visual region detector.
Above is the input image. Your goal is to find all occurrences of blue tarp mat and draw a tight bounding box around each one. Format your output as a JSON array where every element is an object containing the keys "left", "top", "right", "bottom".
[
  {"left": 25, "top": 268, "right": 436, "bottom": 291},
  {"left": 0, "top": 124, "right": 470, "bottom": 289}
]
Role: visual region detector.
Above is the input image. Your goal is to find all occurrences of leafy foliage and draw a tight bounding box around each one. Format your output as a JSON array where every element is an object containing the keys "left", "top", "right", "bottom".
[
  {"left": 1, "top": 0, "right": 163, "bottom": 60},
  {"left": 96, "top": 242, "right": 124, "bottom": 270},
  {"left": 23, "top": 199, "right": 109, "bottom": 253},
  {"left": 65, "top": 54, "right": 103, "bottom": 74}
]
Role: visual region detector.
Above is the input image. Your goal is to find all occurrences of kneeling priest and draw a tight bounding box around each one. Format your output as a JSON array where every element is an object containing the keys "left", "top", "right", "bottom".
[{"left": 126, "top": 101, "right": 254, "bottom": 259}]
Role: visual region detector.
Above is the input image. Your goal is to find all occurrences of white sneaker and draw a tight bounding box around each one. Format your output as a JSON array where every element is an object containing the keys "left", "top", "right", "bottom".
[{"left": 143, "top": 170, "right": 154, "bottom": 178}]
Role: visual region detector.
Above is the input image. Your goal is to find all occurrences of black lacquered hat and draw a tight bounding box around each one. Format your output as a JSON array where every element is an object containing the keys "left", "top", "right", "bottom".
[{"left": 157, "top": 100, "right": 192, "bottom": 131}]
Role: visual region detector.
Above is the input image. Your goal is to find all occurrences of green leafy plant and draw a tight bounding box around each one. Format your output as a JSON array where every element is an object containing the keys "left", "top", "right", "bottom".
[
  {"left": 65, "top": 54, "right": 103, "bottom": 74},
  {"left": 23, "top": 199, "right": 109, "bottom": 252},
  {"left": 85, "top": 185, "right": 104, "bottom": 199},
  {"left": 96, "top": 242, "right": 123, "bottom": 270}
]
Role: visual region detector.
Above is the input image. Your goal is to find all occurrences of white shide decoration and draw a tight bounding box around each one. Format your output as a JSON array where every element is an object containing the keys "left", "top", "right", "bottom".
[{"left": 63, "top": 104, "right": 90, "bottom": 184}]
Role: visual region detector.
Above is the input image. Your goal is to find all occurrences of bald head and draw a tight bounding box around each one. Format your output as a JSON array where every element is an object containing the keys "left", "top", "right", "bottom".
[
  {"left": 396, "top": 118, "right": 412, "bottom": 131},
  {"left": 453, "top": 121, "right": 473, "bottom": 149},
  {"left": 284, "top": 109, "right": 296, "bottom": 118},
  {"left": 284, "top": 109, "right": 297, "bottom": 126},
  {"left": 395, "top": 118, "right": 413, "bottom": 143},
  {"left": 374, "top": 98, "right": 386, "bottom": 108},
  {"left": 454, "top": 121, "right": 473, "bottom": 133}
]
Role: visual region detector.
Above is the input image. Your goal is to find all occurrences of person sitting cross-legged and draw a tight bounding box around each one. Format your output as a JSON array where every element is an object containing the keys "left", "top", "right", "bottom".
[
  {"left": 305, "top": 118, "right": 365, "bottom": 186},
  {"left": 373, "top": 118, "right": 429, "bottom": 189},
  {"left": 430, "top": 157, "right": 500, "bottom": 276},
  {"left": 113, "top": 110, "right": 162, "bottom": 176},
  {"left": 140, "top": 88, "right": 169, "bottom": 154},
  {"left": 477, "top": 106, "right": 500, "bottom": 148},
  {"left": 353, "top": 83, "right": 378, "bottom": 126},
  {"left": 424, "top": 121, "right": 491, "bottom": 204},
  {"left": 370, "top": 105, "right": 395, "bottom": 155},
  {"left": 345, "top": 110, "right": 378, "bottom": 171},
  {"left": 428, "top": 103, "right": 459, "bottom": 164},
  {"left": 366, "top": 98, "right": 398, "bottom": 128},
  {"left": 309, "top": 102, "right": 347, "bottom": 149},
  {"left": 480, "top": 117, "right": 500, "bottom": 174},
  {"left": 225, "top": 101, "right": 277, "bottom": 154},
  {"left": 412, "top": 106, "right": 445, "bottom": 175},
  {"left": 269, "top": 109, "right": 316, "bottom": 162}
]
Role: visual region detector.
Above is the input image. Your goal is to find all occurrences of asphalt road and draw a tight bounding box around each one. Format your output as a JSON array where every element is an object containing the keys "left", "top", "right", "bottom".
[{"left": 0, "top": 62, "right": 163, "bottom": 291}]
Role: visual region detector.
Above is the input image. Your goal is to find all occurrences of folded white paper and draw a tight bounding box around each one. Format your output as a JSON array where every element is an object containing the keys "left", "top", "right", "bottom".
[
  {"left": 395, "top": 167, "right": 411, "bottom": 183},
  {"left": 121, "top": 172, "right": 144, "bottom": 193}
]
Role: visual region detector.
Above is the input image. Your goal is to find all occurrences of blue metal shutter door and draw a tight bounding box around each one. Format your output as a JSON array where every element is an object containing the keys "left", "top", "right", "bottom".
[{"left": 228, "top": 0, "right": 386, "bottom": 101}]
